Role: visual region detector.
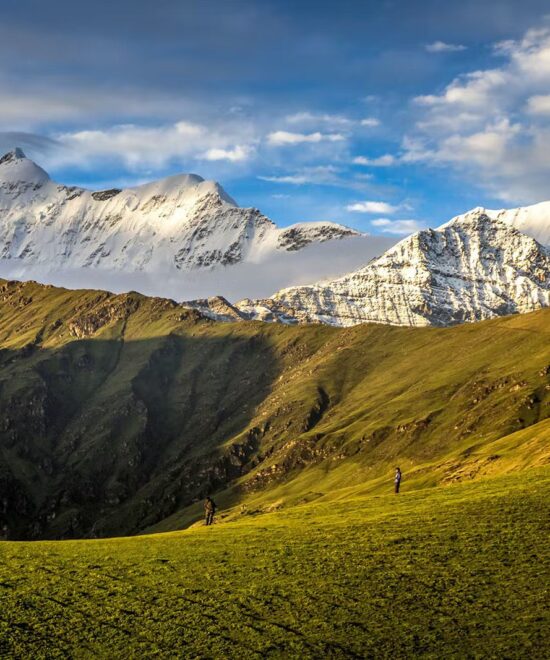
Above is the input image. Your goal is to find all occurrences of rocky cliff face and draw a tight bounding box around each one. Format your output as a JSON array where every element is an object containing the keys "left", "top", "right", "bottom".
[{"left": 236, "top": 215, "right": 550, "bottom": 327}]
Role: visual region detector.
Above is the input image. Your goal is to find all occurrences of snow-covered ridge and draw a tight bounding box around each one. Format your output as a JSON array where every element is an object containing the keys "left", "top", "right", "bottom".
[
  {"left": 445, "top": 202, "right": 550, "bottom": 248},
  {"left": 236, "top": 215, "right": 550, "bottom": 327},
  {"left": 0, "top": 149, "right": 367, "bottom": 274},
  {"left": 4, "top": 148, "right": 549, "bottom": 327}
]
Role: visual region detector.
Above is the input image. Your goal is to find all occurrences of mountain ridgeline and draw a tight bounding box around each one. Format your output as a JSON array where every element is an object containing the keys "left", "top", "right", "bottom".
[
  {"left": 0, "top": 148, "right": 359, "bottom": 271},
  {"left": 0, "top": 278, "right": 549, "bottom": 540},
  {"left": 3, "top": 148, "right": 550, "bottom": 328},
  {"left": 236, "top": 214, "right": 550, "bottom": 326},
  {"left": 0, "top": 149, "right": 394, "bottom": 301}
]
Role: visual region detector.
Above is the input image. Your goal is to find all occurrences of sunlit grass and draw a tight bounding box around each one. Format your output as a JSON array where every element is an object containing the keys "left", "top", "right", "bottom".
[{"left": 1, "top": 468, "right": 548, "bottom": 657}]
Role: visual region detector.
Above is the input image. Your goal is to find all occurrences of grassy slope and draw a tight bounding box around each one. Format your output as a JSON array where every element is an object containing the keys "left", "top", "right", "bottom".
[
  {"left": 0, "top": 278, "right": 549, "bottom": 538},
  {"left": 1, "top": 468, "right": 548, "bottom": 658}
]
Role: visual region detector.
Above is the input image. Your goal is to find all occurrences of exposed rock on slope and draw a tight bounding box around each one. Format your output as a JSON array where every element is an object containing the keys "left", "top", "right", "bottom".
[
  {"left": 449, "top": 201, "right": 550, "bottom": 247},
  {"left": 237, "top": 215, "right": 550, "bottom": 327}
]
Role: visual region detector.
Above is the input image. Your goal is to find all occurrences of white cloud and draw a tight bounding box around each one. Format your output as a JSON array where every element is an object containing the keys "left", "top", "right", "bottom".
[
  {"left": 346, "top": 201, "right": 399, "bottom": 214},
  {"left": 405, "top": 26, "right": 550, "bottom": 203},
  {"left": 260, "top": 173, "right": 314, "bottom": 184},
  {"left": 267, "top": 130, "right": 345, "bottom": 146},
  {"left": 258, "top": 165, "right": 376, "bottom": 191},
  {"left": 360, "top": 117, "right": 380, "bottom": 127},
  {"left": 51, "top": 120, "right": 257, "bottom": 170},
  {"left": 285, "top": 112, "right": 353, "bottom": 126},
  {"left": 259, "top": 166, "right": 341, "bottom": 186},
  {"left": 371, "top": 218, "right": 423, "bottom": 234},
  {"left": 425, "top": 41, "right": 467, "bottom": 53},
  {"left": 413, "top": 68, "right": 508, "bottom": 111},
  {"left": 353, "top": 154, "right": 396, "bottom": 167},
  {"left": 526, "top": 94, "right": 550, "bottom": 115},
  {"left": 201, "top": 145, "right": 254, "bottom": 162}
]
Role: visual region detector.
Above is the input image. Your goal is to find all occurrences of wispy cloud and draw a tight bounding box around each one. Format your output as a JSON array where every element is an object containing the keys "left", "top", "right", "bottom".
[
  {"left": 353, "top": 154, "right": 396, "bottom": 166},
  {"left": 346, "top": 201, "right": 399, "bottom": 214},
  {"left": 405, "top": 26, "right": 550, "bottom": 203},
  {"left": 425, "top": 41, "right": 467, "bottom": 53},
  {"left": 285, "top": 112, "right": 353, "bottom": 126},
  {"left": 0, "top": 131, "right": 59, "bottom": 157},
  {"left": 48, "top": 120, "right": 258, "bottom": 170},
  {"left": 258, "top": 165, "right": 381, "bottom": 193},
  {"left": 201, "top": 145, "right": 255, "bottom": 162},
  {"left": 259, "top": 166, "right": 344, "bottom": 186},
  {"left": 267, "top": 131, "right": 346, "bottom": 146},
  {"left": 371, "top": 218, "right": 423, "bottom": 234},
  {"left": 360, "top": 117, "right": 380, "bottom": 127},
  {"left": 526, "top": 94, "right": 550, "bottom": 115}
]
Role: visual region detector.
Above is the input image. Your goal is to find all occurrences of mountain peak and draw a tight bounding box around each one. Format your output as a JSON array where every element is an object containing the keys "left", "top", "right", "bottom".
[
  {"left": 444, "top": 202, "right": 550, "bottom": 248},
  {"left": 237, "top": 215, "right": 550, "bottom": 327},
  {"left": 0, "top": 148, "right": 50, "bottom": 186},
  {"left": 0, "top": 147, "right": 27, "bottom": 165}
]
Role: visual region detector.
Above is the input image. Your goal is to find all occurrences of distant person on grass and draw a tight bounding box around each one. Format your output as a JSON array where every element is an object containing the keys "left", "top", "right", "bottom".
[
  {"left": 204, "top": 496, "right": 217, "bottom": 526},
  {"left": 394, "top": 467, "right": 402, "bottom": 494}
]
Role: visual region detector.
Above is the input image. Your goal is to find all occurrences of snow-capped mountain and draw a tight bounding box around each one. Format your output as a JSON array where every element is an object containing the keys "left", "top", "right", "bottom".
[
  {"left": 0, "top": 149, "right": 395, "bottom": 300},
  {"left": 446, "top": 203, "right": 550, "bottom": 247},
  {"left": 236, "top": 214, "right": 550, "bottom": 327}
]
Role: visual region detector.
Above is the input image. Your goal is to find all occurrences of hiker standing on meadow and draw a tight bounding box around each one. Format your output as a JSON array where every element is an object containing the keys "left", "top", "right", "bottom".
[
  {"left": 394, "top": 467, "right": 402, "bottom": 494},
  {"left": 204, "top": 496, "right": 216, "bottom": 526}
]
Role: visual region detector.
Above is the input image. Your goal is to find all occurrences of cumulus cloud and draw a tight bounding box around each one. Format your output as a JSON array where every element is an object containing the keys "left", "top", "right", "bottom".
[
  {"left": 267, "top": 130, "right": 345, "bottom": 146},
  {"left": 360, "top": 117, "right": 380, "bottom": 127},
  {"left": 371, "top": 218, "right": 423, "bottom": 234},
  {"left": 405, "top": 26, "right": 550, "bottom": 203},
  {"left": 50, "top": 120, "right": 257, "bottom": 170},
  {"left": 346, "top": 201, "right": 399, "bottom": 214},
  {"left": 353, "top": 154, "right": 396, "bottom": 166},
  {"left": 201, "top": 145, "right": 255, "bottom": 162},
  {"left": 425, "top": 41, "right": 467, "bottom": 53},
  {"left": 526, "top": 94, "right": 550, "bottom": 115}
]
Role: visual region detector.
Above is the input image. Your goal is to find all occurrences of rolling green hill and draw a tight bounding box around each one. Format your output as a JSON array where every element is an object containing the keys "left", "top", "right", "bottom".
[
  {"left": 1, "top": 468, "right": 548, "bottom": 657},
  {"left": 0, "top": 278, "right": 549, "bottom": 539}
]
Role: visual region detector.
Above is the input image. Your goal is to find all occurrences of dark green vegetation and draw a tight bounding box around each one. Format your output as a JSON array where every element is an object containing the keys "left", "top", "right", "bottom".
[
  {"left": 0, "top": 278, "right": 549, "bottom": 539},
  {"left": 1, "top": 469, "right": 548, "bottom": 658}
]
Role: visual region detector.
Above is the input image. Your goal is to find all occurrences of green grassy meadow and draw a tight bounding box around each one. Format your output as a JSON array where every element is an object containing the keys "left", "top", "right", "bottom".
[{"left": 1, "top": 468, "right": 549, "bottom": 658}]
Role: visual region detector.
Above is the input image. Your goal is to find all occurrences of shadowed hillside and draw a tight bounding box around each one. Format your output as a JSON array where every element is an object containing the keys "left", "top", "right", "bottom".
[{"left": 0, "top": 278, "right": 549, "bottom": 539}]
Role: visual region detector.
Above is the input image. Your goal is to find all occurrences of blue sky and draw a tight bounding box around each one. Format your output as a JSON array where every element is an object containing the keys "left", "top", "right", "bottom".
[{"left": 2, "top": 0, "right": 550, "bottom": 234}]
